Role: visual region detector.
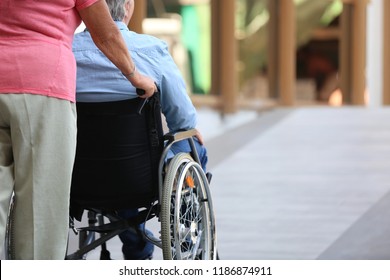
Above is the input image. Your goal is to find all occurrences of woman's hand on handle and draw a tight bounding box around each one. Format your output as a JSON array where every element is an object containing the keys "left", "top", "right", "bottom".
[{"left": 125, "top": 70, "right": 157, "bottom": 98}]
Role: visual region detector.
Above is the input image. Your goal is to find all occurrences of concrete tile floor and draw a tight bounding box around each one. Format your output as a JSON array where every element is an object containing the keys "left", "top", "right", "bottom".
[{"left": 67, "top": 106, "right": 390, "bottom": 260}]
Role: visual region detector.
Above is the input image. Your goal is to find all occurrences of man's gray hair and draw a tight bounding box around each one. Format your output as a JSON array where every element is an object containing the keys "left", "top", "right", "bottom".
[{"left": 105, "top": 0, "right": 127, "bottom": 21}]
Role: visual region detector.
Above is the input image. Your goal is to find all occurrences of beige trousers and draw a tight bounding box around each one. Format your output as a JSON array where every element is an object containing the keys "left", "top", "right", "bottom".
[{"left": 0, "top": 94, "right": 76, "bottom": 259}]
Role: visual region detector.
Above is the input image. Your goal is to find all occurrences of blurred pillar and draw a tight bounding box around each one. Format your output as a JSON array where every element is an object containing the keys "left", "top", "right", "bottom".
[
  {"left": 128, "top": 0, "right": 146, "bottom": 33},
  {"left": 340, "top": 3, "right": 353, "bottom": 103},
  {"left": 267, "top": 0, "right": 279, "bottom": 100},
  {"left": 279, "top": 0, "right": 296, "bottom": 106},
  {"left": 366, "top": 0, "right": 383, "bottom": 107},
  {"left": 384, "top": 0, "right": 390, "bottom": 105},
  {"left": 340, "top": 0, "right": 368, "bottom": 105},
  {"left": 211, "top": 0, "right": 238, "bottom": 114},
  {"left": 267, "top": 0, "right": 296, "bottom": 106}
]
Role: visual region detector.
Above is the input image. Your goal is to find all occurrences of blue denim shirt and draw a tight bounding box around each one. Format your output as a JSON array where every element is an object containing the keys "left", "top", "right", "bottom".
[{"left": 72, "top": 21, "right": 197, "bottom": 132}]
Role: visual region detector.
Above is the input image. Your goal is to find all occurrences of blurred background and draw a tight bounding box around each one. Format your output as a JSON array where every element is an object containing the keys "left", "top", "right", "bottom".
[{"left": 126, "top": 0, "right": 388, "bottom": 112}]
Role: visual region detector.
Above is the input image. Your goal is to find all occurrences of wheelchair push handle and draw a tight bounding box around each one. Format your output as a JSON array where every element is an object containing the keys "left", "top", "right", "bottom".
[
  {"left": 136, "top": 82, "right": 159, "bottom": 96},
  {"left": 136, "top": 88, "right": 146, "bottom": 96}
]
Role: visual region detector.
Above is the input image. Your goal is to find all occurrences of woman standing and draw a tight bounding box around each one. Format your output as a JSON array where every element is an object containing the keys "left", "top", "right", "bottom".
[{"left": 0, "top": 0, "right": 156, "bottom": 259}]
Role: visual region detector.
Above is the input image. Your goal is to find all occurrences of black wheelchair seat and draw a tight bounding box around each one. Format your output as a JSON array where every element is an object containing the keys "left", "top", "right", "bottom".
[{"left": 70, "top": 94, "right": 163, "bottom": 221}]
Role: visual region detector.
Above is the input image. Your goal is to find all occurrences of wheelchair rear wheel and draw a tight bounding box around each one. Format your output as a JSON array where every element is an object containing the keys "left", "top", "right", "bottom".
[{"left": 160, "top": 153, "right": 217, "bottom": 260}]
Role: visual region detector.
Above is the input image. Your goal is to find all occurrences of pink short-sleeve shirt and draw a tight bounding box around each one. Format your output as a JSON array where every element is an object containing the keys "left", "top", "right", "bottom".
[{"left": 0, "top": 0, "right": 99, "bottom": 102}]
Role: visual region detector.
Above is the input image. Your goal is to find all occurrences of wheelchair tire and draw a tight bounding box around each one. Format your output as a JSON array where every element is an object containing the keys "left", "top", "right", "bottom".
[{"left": 160, "top": 153, "right": 217, "bottom": 260}]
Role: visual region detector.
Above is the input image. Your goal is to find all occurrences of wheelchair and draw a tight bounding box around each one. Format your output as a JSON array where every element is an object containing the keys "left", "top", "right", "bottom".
[{"left": 65, "top": 93, "right": 217, "bottom": 260}]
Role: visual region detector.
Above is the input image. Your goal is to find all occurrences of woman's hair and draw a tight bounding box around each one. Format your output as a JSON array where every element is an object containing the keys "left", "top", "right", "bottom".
[{"left": 105, "top": 0, "right": 127, "bottom": 21}]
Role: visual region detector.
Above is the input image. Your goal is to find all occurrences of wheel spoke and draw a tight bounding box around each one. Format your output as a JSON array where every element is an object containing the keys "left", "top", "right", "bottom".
[{"left": 161, "top": 153, "right": 216, "bottom": 260}]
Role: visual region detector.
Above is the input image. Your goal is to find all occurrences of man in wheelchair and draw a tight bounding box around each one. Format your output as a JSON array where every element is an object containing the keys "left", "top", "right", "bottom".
[{"left": 72, "top": 0, "right": 209, "bottom": 260}]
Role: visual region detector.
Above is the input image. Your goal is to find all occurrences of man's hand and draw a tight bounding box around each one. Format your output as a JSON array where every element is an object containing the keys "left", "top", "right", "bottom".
[{"left": 194, "top": 129, "right": 204, "bottom": 145}]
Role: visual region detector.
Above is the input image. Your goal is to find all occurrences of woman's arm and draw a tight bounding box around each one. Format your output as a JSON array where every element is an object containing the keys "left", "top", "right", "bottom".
[{"left": 78, "top": 0, "right": 156, "bottom": 97}]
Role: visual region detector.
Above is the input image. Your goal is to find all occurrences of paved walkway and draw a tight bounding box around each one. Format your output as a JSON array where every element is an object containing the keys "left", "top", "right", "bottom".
[
  {"left": 207, "top": 106, "right": 390, "bottom": 260},
  {"left": 68, "top": 106, "right": 390, "bottom": 260}
]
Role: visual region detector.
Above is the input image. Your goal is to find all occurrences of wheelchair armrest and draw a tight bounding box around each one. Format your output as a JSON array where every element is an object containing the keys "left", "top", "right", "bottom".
[{"left": 164, "top": 129, "right": 197, "bottom": 143}]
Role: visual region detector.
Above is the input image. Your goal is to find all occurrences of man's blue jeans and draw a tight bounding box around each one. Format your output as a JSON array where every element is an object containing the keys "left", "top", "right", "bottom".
[
  {"left": 118, "top": 137, "right": 208, "bottom": 259},
  {"left": 167, "top": 137, "right": 208, "bottom": 171}
]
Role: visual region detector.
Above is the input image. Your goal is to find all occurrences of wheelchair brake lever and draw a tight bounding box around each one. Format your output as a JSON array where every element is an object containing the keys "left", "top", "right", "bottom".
[{"left": 136, "top": 88, "right": 149, "bottom": 115}]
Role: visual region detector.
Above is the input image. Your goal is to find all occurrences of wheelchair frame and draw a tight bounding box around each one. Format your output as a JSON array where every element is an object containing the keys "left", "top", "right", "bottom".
[{"left": 65, "top": 130, "right": 217, "bottom": 260}]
